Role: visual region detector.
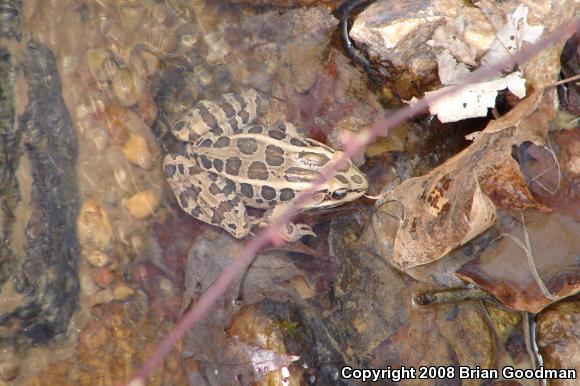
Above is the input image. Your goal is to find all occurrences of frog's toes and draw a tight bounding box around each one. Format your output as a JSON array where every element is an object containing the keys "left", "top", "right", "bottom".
[{"left": 281, "top": 222, "right": 316, "bottom": 242}]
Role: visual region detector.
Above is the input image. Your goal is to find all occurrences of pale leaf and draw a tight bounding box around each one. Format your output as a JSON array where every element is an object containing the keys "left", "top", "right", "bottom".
[
  {"left": 425, "top": 72, "right": 526, "bottom": 123},
  {"left": 481, "top": 5, "right": 544, "bottom": 68}
]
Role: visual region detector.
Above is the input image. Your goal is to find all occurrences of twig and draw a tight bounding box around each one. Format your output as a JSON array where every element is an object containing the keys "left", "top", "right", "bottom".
[
  {"left": 126, "top": 18, "right": 580, "bottom": 386},
  {"left": 547, "top": 73, "right": 580, "bottom": 88},
  {"left": 498, "top": 213, "right": 559, "bottom": 302}
]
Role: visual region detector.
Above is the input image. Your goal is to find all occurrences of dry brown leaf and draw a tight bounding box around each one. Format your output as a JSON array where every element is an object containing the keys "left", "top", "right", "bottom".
[
  {"left": 374, "top": 91, "right": 552, "bottom": 270},
  {"left": 456, "top": 212, "right": 580, "bottom": 313}
]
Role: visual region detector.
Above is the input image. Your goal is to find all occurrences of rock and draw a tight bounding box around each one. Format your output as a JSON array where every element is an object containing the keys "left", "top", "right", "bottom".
[
  {"left": 112, "top": 68, "right": 144, "bottom": 107},
  {"left": 121, "top": 132, "right": 154, "bottom": 169},
  {"left": 226, "top": 0, "right": 342, "bottom": 8},
  {"left": 349, "top": 0, "right": 494, "bottom": 98},
  {"left": 85, "top": 48, "right": 112, "bottom": 81},
  {"left": 223, "top": 6, "right": 338, "bottom": 94},
  {"left": 79, "top": 321, "right": 110, "bottom": 349},
  {"left": 85, "top": 251, "right": 111, "bottom": 268},
  {"left": 126, "top": 189, "right": 161, "bottom": 220},
  {"left": 0, "top": 39, "right": 80, "bottom": 343},
  {"left": 537, "top": 300, "right": 579, "bottom": 386},
  {"left": 77, "top": 200, "right": 113, "bottom": 250},
  {"left": 88, "top": 288, "right": 115, "bottom": 307},
  {"left": 91, "top": 266, "right": 115, "bottom": 289},
  {"left": 0, "top": 347, "right": 20, "bottom": 381},
  {"left": 116, "top": 4, "right": 146, "bottom": 31},
  {"left": 113, "top": 284, "right": 135, "bottom": 301}
]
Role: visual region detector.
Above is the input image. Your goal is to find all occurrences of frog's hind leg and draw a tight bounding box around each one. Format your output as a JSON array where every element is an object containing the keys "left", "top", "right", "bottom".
[
  {"left": 170, "top": 89, "right": 262, "bottom": 142},
  {"left": 163, "top": 154, "right": 251, "bottom": 239}
]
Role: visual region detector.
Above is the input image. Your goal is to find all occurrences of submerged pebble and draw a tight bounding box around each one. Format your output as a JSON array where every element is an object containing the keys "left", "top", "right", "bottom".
[
  {"left": 77, "top": 200, "right": 113, "bottom": 250},
  {"left": 121, "top": 132, "right": 154, "bottom": 169},
  {"left": 116, "top": 4, "right": 146, "bottom": 31},
  {"left": 0, "top": 347, "right": 20, "bottom": 381},
  {"left": 113, "top": 284, "right": 135, "bottom": 301},
  {"left": 86, "top": 48, "right": 112, "bottom": 80},
  {"left": 126, "top": 189, "right": 161, "bottom": 219},
  {"left": 91, "top": 266, "right": 115, "bottom": 289},
  {"left": 88, "top": 288, "right": 115, "bottom": 308},
  {"left": 112, "top": 68, "right": 143, "bottom": 107},
  {"left": 86, "top": 251, "right": 111, "bottom": 268}
]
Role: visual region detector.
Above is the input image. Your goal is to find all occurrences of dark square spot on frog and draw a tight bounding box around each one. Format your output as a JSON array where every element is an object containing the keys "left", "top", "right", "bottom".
[
  {"left": 240, "top": 183, "right": 254, "bottom": 198},
  {"left": 351, "top": 175, "right": 364, "bottom": 184},
  {"left": 280, "top": 188, "right": 295, "bottom": 201},
  {"left": 223, "top": 179, "right": 235, "bottom": 195},
  {"left": 177, "top": 164, "right": 185, "bottom": 174},
  {"left": 265, "top": 144, "right": 284, "bottom": 166},
  {"left": 214, "top": 136, "right": 230, "bottom": 148},
  {"left": 199, "top": 155, "right": 212, "bottom": 169},
  {"left": 189, "top": 206, "right": 201, "bottom": 218},
  {"left": 268, "top": 130, "right": 286, "bottom": 140},
  {"left": 248, "top": 126, "right": 263, "bottom": 134},
  {"left": 228, "top": 117, "right": 239, "bottom": 132},
  {"left": 261, "top": 185, "right": 276, "bottom": 200},
  {"left": 213, "top": 158, "right": 223, "bottom": 172},
  {"left": 214, "top": 201, "right": 234, "bottom": 221},
  {"left": 335, "top": 174, "right": 348, "bottom": 184},
  {"left": 179, "top": 190, "right": 197, "bottom": 208},
  {"left": 290, "top": 138, "right": 306, "bottom": 147},
  {"left": 226, "top": 157, "right": 242, "bottom": 175},
  {"left": 209, "top": 126, "right": 224, "bottom": 135},
  {"left": 239, "top": 110, "right": 250, "bottom": 124},
  {"left": 164, "top": 163, "right": 176, "bottom": 177},
  {"left": 218, "top": 101, "right": 236, "bottom": 118},
  {"left": 210, "top": 208, "right": 222, "bottom": 225},
  {"left": 189, "top": 166, "right": 202, "bottom": 176},
  {"left": 248, "top": 161, "right": 268, "bottom": 180},
  {"left": 209, "top": 183, "right": 221, "bottom": 195},
  {"left": 233, "top": 93, "right": 247, "bottom": 109},
  {"left": 198, "top": 105, "right": 219, "bottom": 129},
  {"left": 207, "top": 172, "right": 218, "bottom": 182},
  {"left": 199, "top": 138, "right": 213, "bottom": 147},
  {"left": 237, "top": 137, "right": 258, "bottom": 155}
]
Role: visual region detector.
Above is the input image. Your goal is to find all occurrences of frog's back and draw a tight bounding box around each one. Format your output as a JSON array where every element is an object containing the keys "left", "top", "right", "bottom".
[{"left": 188, "top": 127, "right": 335, "bottom": 209}]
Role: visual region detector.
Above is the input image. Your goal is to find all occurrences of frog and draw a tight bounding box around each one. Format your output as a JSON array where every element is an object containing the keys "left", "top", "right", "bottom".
[{"left": 163, "top": 89, "right": 368, "bottom": 241}]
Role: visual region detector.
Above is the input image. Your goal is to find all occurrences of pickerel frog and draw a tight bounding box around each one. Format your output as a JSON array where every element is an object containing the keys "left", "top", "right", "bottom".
[{"left": 163, "top": 89, "right": 368, "bottom": 241}]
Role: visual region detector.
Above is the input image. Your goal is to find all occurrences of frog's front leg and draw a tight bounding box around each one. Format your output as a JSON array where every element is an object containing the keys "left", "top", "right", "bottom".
[
  {"left": 163, "top": 154, "right": 252, "bottom": 239},
  {"left": 257, "top": 204, "right": 316, "bottom": 242},
  {"left": 170, "top": 89, "right": 262, "bottom": 142}
]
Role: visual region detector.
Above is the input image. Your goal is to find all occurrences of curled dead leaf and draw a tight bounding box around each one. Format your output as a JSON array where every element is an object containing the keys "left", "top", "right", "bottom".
[{"left": 374, "top": 91, "right": 552, "bottom": 270}]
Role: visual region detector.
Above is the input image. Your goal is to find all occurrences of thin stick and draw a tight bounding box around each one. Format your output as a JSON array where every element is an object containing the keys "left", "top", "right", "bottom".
[
  {"left": 127, "top": 18, "right": 580, "bottom": 385},
  {"left": 548, "top": 73, "right": 580, "bottom": 88}
]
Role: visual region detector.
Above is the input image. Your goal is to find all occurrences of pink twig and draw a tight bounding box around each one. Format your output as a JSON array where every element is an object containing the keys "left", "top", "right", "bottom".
[{"left": 127, "top": 18, "right": 579, "bottom": 385}]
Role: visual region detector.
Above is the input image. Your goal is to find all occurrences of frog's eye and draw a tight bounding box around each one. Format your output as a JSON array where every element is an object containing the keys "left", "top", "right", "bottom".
[{"left": 331, "top": 188, "right": 348, "bottom": 200}]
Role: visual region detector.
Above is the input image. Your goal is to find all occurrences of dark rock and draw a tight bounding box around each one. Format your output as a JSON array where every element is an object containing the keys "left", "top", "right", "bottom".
[
  {"left": 0, "top": 40, "right": 80, "bottom": 344},
  {"left": 0, "top": 0, "right": 21, "bottom": 38}
]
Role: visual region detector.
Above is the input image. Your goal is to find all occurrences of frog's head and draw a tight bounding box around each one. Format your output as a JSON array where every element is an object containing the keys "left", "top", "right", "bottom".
[{"left": 316, "top": 158, "right": 368, "bottom": 209}]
